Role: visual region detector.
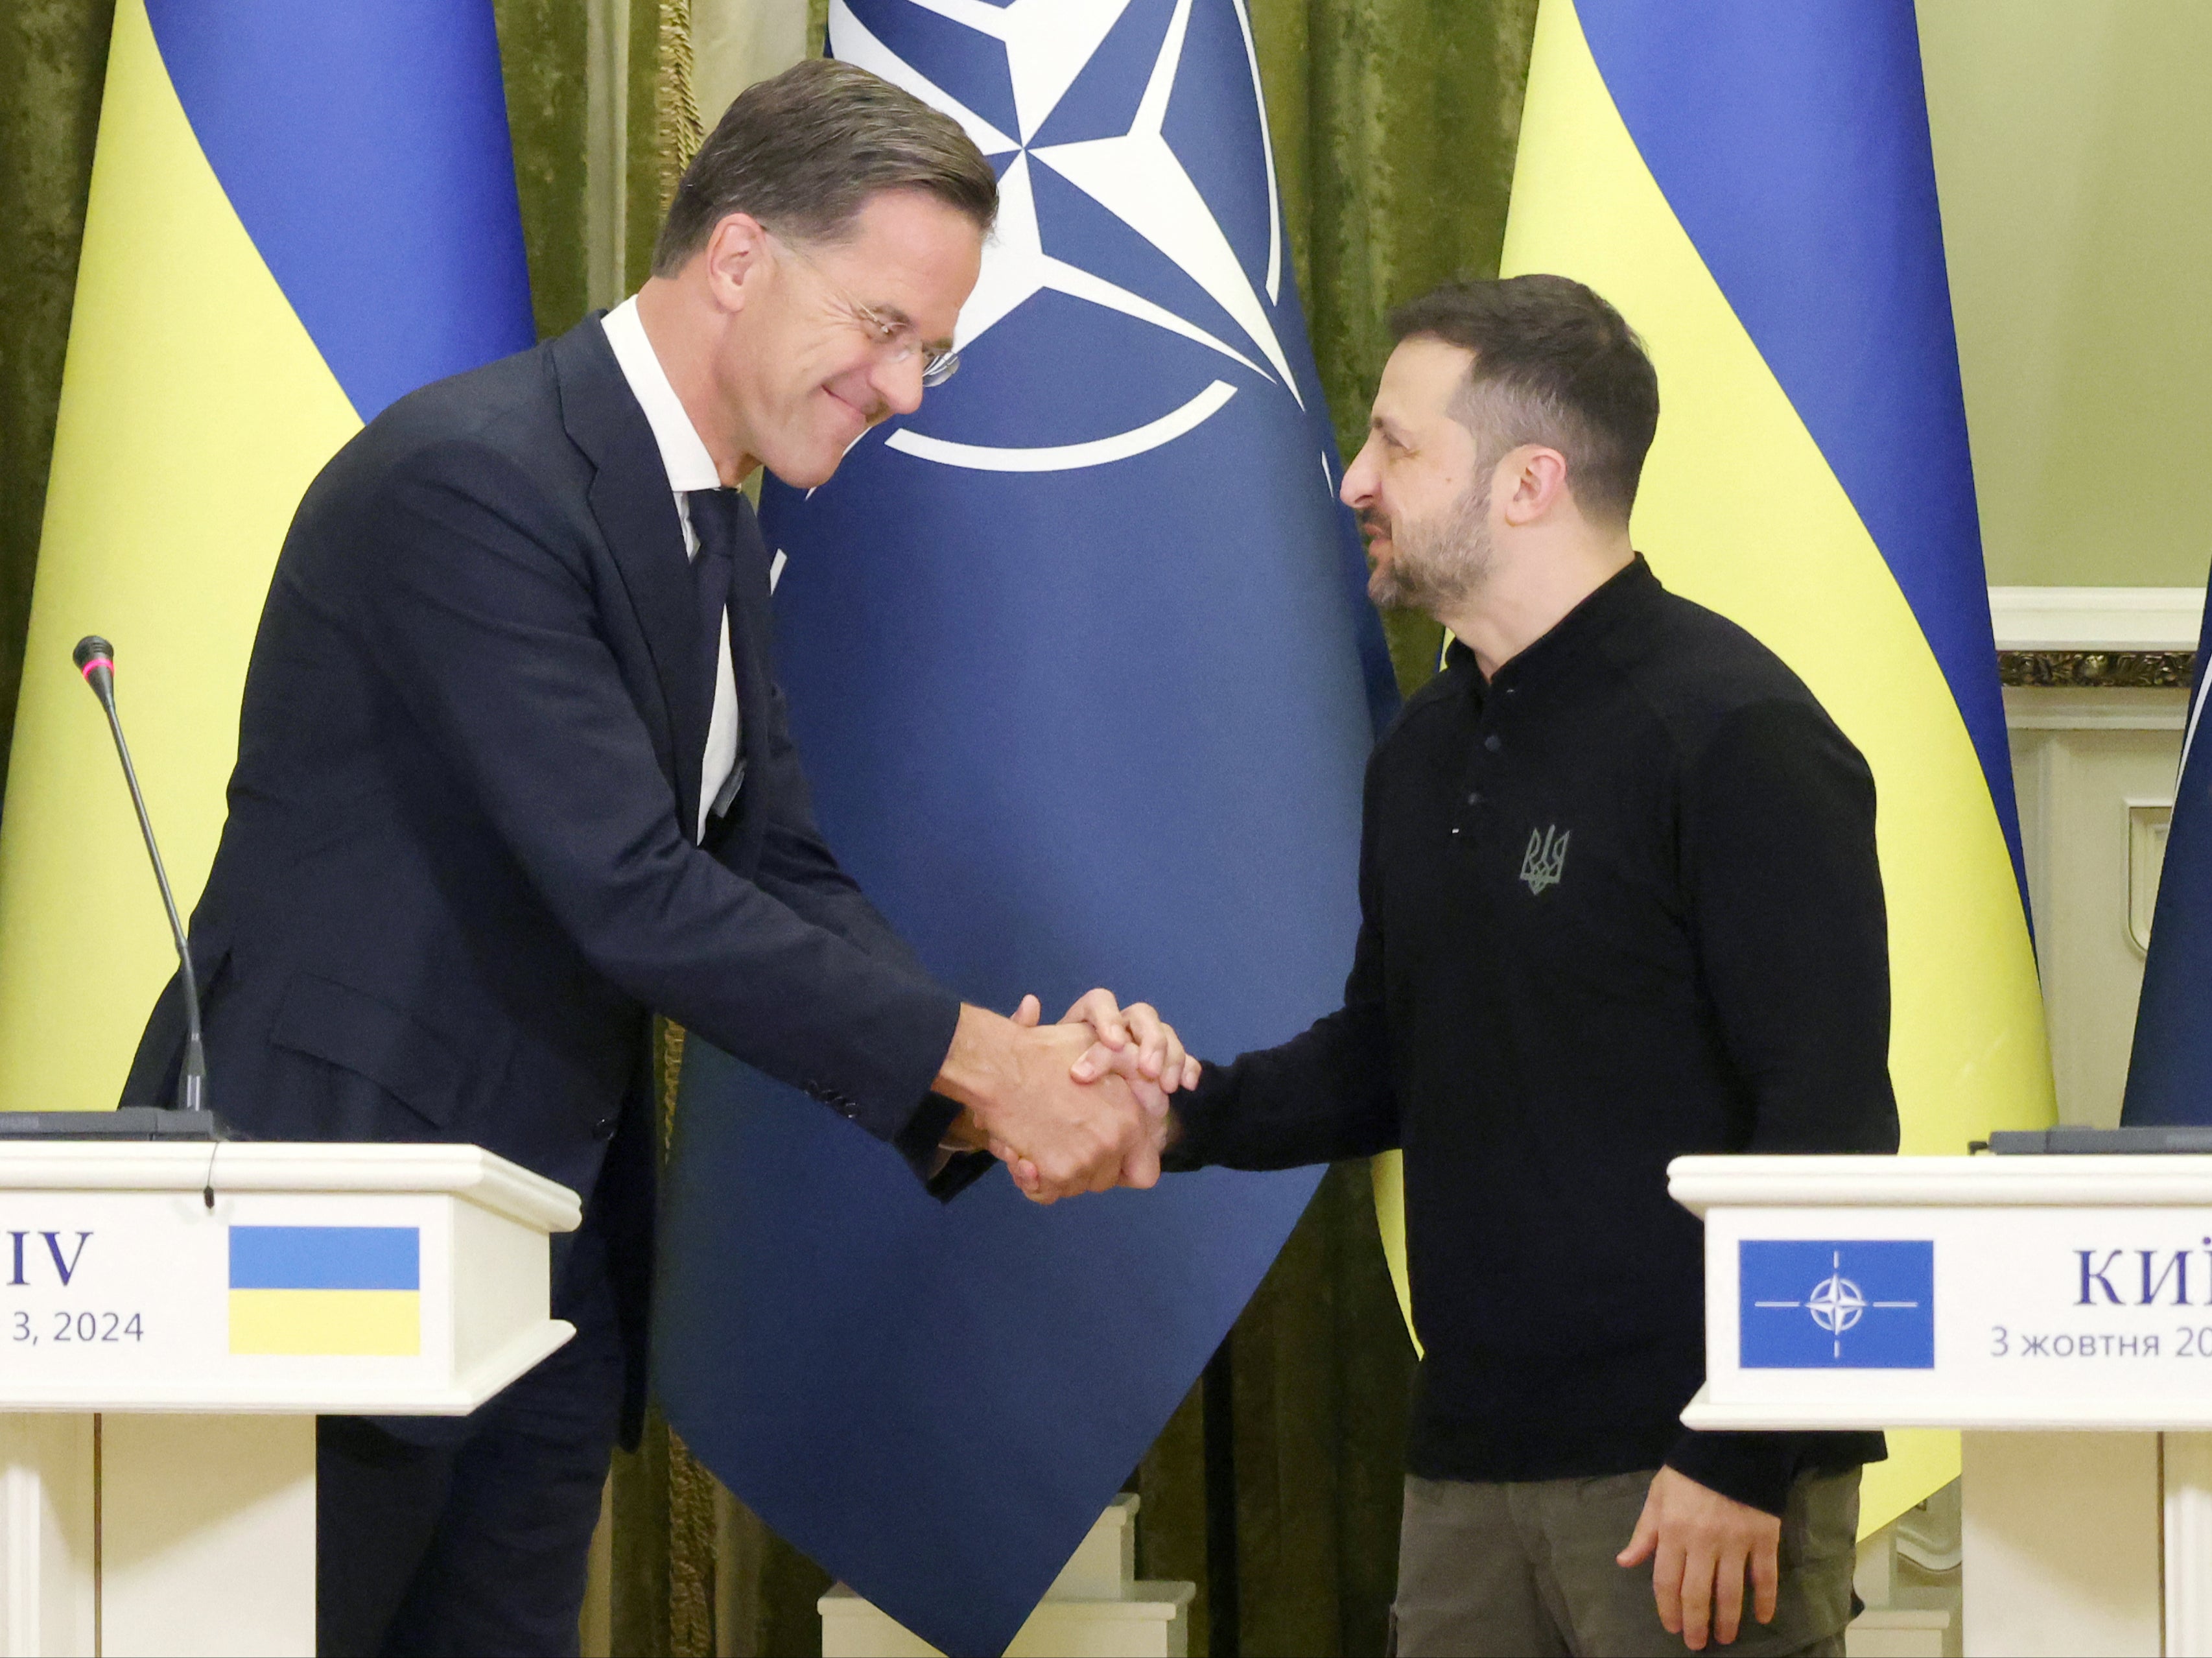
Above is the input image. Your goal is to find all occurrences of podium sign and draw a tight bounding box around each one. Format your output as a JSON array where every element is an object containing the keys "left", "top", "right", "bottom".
[
  {"left": 0, "top": 1141, "right": 580, "bottom": 1657},
  {"left": 1681, "top": 1157, "right": 2212, "bottom": 1430},
  {"left": 1673, "top": 1154, "right": 2212, "bottom": 1657},
  {"left": 0, "top": 1144, "right": 574, "bottom": 1414}
]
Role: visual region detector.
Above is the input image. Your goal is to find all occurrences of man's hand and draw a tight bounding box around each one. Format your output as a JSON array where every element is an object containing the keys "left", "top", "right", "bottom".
[
  {"left": 994, "top": 991, "right": 1196, "bottom": 1200},
  {"left": 1056, "top": 988, "right": 1203, "bottom": 1096},
  {"left": 934, "top": 1003, "right": 1155, "bottom": 1200},
  {"left": 1616, "top": 1467, "right": 1780, "bottom": 1650}
]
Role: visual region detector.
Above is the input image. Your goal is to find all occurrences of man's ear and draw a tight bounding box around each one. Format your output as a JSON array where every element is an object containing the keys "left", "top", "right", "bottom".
[
  {"left": 699, "top": 213, "right": 771, "bottom": 315},
  {"left": 1500, "top": 444, "right": 1571, "bottom": 527}
]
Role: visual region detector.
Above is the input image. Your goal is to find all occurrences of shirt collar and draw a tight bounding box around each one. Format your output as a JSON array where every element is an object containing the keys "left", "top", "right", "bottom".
[
  {"left": 1448, "top": 554, "right": 1662, "bottom": 693},
  {"left": 600, "top": 296, "right": 722, "bottom": 495}
]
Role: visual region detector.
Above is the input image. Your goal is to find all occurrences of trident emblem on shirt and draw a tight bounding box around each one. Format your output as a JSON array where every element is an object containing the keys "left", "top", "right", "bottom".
[{"left": 1520, "top": 825, "right": 1570, "bottom": 895}]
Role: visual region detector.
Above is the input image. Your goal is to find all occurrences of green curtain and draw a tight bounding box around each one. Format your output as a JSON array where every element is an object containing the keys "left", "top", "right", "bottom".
[
  {"left": 0, "top": 1, "right": 1537, "bottom": 1651},
  {"left": 0, "top": 0, "right": 115, "bottom": 807},
  {"left": 1256, "top": 0, "right": 1542, "bottom": 694}
]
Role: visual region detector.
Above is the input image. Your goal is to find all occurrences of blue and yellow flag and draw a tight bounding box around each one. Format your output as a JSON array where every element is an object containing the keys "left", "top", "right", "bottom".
[
  {"left": 229, "top": 1225, "right": 422, "bottom": 1356},
  {"left": 0, "top": 1, "right": 534, "bottom": 1107},
  {"left": 1375, "top": 0, "right": 2054, "bottom": 1534}
]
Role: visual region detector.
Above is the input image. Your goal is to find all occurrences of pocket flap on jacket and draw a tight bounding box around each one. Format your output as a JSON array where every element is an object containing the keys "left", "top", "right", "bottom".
[{"left": 269, "top": 973, "right": 465, "bottom": 1129}]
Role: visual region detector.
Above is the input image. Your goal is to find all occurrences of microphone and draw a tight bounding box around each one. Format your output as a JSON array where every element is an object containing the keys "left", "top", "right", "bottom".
[{"left": 75, "top": 635, "right": 209, "bottom": 1115}]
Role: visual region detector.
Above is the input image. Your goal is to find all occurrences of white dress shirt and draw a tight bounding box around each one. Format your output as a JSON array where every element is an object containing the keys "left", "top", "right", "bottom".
[{"left": 600, "top": 296, "right": 741, "bottom": 842}]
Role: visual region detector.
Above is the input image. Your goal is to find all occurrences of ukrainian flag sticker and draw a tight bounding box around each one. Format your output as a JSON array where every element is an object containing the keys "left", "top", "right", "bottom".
[{"left": 228, "top": 1226, "right": 421, "bottom": 1356}]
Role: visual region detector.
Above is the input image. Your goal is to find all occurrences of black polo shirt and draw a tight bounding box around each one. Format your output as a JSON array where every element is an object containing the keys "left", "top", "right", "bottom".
[{"left": 1169, "top": 556, "right": 1896, "bottom": 1513}]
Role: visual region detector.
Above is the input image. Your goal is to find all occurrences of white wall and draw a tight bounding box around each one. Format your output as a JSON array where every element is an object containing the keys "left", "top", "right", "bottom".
[{"left": 1921, "top": 1, "right": 2212, "bottom": 588}]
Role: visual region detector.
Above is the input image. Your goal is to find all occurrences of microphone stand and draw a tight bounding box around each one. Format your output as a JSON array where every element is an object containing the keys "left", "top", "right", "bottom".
[
  {"left": 0, "top": 639, "right": 229, "bottom": 1143},
  {"left": 80, "top": 645, "right": 207, "bottom": 1115}
]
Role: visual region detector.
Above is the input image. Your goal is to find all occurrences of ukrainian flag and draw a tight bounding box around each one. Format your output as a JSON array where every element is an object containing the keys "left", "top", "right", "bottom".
[
  {"left": 229, "top": 1226, "right": 421, "bottom": 1356},
  {"left": 0, "top": 2, "right": 534, "bottom": 1111},
  {"left": 1377, "top": 0, "right": 2054, "bottom": 1535}
]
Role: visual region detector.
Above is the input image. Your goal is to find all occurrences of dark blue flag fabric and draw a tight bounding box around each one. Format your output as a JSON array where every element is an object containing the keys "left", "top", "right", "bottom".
[
  {"left": 653, "top": 3, "right": 1394, "bottom": 1653},
  {"left": 2121, "top": 581, "right": 2212, "bottom": 1124},
  {"left": 145, "top": 0, "right": 535, "bottom": 421}
]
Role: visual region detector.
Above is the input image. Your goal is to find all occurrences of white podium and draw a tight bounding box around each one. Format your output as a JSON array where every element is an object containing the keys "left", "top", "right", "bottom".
[
  {"left": 1673, "top": 1154, "right": 2212, "bottom": 1658},
  {"left": 0, "top": 1140, "right": 580, "bottom": 1657}
]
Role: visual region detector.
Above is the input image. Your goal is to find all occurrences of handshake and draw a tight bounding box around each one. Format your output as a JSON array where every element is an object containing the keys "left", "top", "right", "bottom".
[{"left": 932, "top": 989, "right": 1199, "bottom": 1204}]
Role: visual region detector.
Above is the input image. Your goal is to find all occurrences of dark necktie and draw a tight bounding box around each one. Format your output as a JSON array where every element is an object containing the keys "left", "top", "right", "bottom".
[
  {"left": 687, "top": 486, "right": 740, "bottom": 693},
  {"left": 685, "top": 488, "right": 740, "bottom": 823}
]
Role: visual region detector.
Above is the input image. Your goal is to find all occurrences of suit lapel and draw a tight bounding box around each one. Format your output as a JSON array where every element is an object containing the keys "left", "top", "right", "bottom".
[{"left": 552, "top": 317, "right": 709, "bottom": 838}]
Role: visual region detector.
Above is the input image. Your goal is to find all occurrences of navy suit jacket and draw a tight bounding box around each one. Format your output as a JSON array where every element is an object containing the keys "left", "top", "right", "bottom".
[{"left": 125, "top": 316, "right": 978, "bottom": 1436}]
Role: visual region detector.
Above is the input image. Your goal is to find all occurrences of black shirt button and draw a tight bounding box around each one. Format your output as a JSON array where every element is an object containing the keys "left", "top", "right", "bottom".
[
  {"left": 1466, "top": 791, "right": 1481, "bottom": 805},
  {"left": 1484, "top": 734, "right": 1502, "bottom": 752}
]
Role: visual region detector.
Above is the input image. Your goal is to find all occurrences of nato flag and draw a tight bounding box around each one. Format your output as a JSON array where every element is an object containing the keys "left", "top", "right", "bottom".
[
  {"left": 2121, "top": 584, "right": 2212, "bottom": 1124},
  {"left": 652, "top": 3, "right": 1394, "bottom": 1653}
]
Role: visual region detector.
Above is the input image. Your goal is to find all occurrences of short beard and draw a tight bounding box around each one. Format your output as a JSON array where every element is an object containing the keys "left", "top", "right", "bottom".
[{"left": 1366, "top": 473, "right": 1494, "bottom": 616}]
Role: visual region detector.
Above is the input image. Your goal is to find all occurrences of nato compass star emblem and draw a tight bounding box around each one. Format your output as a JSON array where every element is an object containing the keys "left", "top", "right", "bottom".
[
  {"left": 1740, "top": 1242, "right": 1935, "bottom": 1369},
  {"left": 1801, "top": 1271, "right": 1868, "bottom": 1336},
  {"left": 1752, "top": 1251, "right": 1924, "bottom": 1358},
  {"left": 833, "top": 0, "right": 1304, "bottom": 473}
]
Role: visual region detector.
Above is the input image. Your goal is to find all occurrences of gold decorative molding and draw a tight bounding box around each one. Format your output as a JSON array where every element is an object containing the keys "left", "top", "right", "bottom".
[
  {"left": 655, "top": 1027, "right": 718, "bottom": 1656},
  {"left": 666, "top": 1427, "right": 719, "bottom": 1657},
  {"left": 1999, "top": 650, "right": 2194, "bottom": 689},
  {"left": 658, "top": 0, "right": 705, "bottom": 209},
  {"left": 646, "top": 10, "right": 716, "bottom": 1649},
  {"left": 655, "top": 1010, "right": 714, "bottom": 1655},
  {"left": 658, "top": 1019, "right": 688, "bottom": 1152}
]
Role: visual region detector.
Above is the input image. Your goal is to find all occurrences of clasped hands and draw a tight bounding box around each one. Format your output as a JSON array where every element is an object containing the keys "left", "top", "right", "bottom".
[{"left": 933, "top": 989, "right": 1196, "bottom": 1203}]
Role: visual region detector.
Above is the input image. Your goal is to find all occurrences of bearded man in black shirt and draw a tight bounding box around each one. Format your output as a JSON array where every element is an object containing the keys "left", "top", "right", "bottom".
[{"left": 1042, "top": 276, "right": 1901, "bottom": 1654}]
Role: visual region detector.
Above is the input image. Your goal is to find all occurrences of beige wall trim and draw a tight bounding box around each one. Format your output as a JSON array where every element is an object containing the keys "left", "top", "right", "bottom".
[
  {"left": 1990, "top": 586, "right": 2199, "bottom": 689},
  {"left": 1989, "top": 586, "right": 2203, "bottom": 652}
]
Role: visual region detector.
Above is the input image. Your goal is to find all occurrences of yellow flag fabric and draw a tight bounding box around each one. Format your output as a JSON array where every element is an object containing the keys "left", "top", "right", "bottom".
[
  {"left": 1373, "top": 0, "right": 2054, "bottom": 1537},
  {"left": 0, "top": 0, "right": 359, "bottom": 1112},
  {"left": 0, "top": 0, "right": 534, "bottom": 1113}
]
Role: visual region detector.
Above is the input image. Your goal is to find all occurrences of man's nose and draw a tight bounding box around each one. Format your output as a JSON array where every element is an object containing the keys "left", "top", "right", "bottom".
[
  {"left": 874, "top": 353, "right": 926, "bottom": 418},
  {"left": 1341, "top": 438, "right": 1380, "bottom": 510}
]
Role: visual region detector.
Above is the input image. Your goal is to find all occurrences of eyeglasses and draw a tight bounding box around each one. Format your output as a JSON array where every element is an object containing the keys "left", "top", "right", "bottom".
[{"left": 764, "top": 228, "right": 961, "bottom": 388}]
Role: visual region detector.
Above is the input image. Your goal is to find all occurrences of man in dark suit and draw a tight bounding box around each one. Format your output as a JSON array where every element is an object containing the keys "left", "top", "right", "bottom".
[{"left": 124, "top": 59, "right": 1187, "bottom": 1656}]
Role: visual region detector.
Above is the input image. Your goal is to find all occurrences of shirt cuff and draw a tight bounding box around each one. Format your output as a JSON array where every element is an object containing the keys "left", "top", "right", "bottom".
[
  {"left": 891, "top": 1090, "right": 995, "bottom": 1201},
  {"left": 1663, "top": 1430, "right": 1802, "bottom": 1517},
  {"left": 1159, "top": 1063, "right": 1226, "bottom": 1172}
]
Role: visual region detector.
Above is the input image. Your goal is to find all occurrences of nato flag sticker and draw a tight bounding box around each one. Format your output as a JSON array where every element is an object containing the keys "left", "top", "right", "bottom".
[{"left": 1740, "top": 1241, "right": 1935, "bottom": 1368}]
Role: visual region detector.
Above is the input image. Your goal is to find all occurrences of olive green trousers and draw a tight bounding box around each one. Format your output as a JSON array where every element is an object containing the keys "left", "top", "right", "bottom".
[{"left": 1391, "top": 1467, "right": 1860, "bottom": 1657}]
